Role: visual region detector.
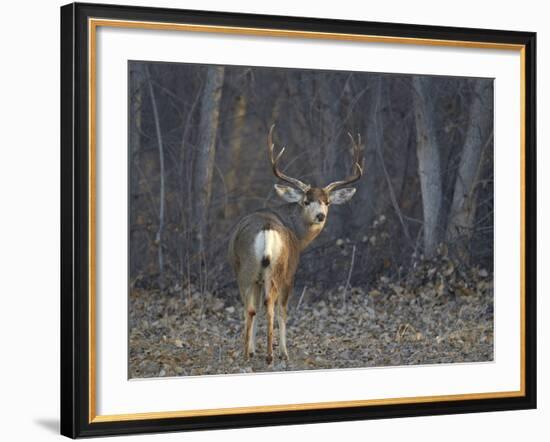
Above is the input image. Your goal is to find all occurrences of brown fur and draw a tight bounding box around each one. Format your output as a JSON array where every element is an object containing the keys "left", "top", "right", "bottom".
[{"left": 304, "top": 188, "right": 329, "bottom": 205}]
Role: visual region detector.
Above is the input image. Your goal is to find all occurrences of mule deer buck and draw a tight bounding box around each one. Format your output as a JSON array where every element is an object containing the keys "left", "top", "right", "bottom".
[{"left": 228, "top": 125, "right": 363, "bottom": 364}]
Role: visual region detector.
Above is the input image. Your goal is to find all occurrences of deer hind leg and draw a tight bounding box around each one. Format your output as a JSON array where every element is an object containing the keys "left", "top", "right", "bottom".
[
  {"left": 249, "top": 284, "right": 262, "bottom": 356},
  {"left": 277, "top": 301, "right": 289, "bottom": 360},
  {"left": 243, "top": 284, "right": 260, "bottom": 359},
  {"left": 265, "top": 278, "right": 276, "bottom": 365}
]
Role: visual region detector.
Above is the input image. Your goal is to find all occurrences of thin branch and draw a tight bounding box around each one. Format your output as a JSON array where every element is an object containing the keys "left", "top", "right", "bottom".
[
  {"left": 342, "top": 245, "right": 357, "bottom": 310},
  {"left": 296, "top": 285, "right": 308, "bottom": 312}
]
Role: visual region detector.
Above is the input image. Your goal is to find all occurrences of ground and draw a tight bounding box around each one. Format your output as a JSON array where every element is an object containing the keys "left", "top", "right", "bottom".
[{"left": 129, "top": 263, "right": 493, "bottom": 378}]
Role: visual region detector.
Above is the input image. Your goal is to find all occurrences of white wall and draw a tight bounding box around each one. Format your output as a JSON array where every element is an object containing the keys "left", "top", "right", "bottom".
[{"left": 0, "top": 0, "right": 546, "bottom": 440}]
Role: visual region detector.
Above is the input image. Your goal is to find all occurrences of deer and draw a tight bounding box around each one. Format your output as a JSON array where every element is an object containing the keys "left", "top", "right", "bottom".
[{"left": 227, "top": 125, "right": 363, "bottom": 365}]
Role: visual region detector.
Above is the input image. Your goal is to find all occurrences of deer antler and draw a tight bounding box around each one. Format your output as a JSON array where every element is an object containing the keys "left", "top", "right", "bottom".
[
  {"left": 323, "top": 132, "right": 364, "bottom": 193},
  {"left": 267, "top": 124, "right": 310, "bottom": 192}
]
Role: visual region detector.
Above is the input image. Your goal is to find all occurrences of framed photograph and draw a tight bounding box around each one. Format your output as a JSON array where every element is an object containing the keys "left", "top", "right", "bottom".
[{"left": 60, "top": 2, "right": 536, "bottom": 438}]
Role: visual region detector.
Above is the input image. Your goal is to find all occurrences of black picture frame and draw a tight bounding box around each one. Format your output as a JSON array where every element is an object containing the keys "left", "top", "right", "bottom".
[{"left": 60, "top": 2, "right": 537, "bottom": 438}]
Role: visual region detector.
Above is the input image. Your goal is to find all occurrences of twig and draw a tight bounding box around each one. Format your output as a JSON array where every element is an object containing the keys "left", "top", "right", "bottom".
[
  {"left": 342, "top": 245, "right": 357, "bottom": 310},
  {"left": 296, "top": 285, "right": 308, "bottom": 311}
]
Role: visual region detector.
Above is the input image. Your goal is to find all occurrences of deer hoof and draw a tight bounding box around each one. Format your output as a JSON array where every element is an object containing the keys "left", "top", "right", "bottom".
[
  {"left": 248, "top": 351, "right": 255, "bottom": 358},
  {"left": 266, "top": 355, "right": 273, "bottom": 365}
]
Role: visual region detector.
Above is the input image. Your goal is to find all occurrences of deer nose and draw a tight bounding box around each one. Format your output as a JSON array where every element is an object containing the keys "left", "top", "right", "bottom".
[{"left": 316, "top": 213, "right": 326, "bottom": 222}]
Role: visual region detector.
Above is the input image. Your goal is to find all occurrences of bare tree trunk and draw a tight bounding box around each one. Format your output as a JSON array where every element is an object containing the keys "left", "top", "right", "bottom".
[
  {"left": 446, "top": 81, "right": 493, "bottom": 251},
  {"left": 412, "top": 76, "right": 442, "bottom": 258},
  {"left": 145, "top": 64, "right": 166, "bottom": 279},
  {"left": 225, "top": 93, "right": 247, "bottom": 218},
  {"left": 317, "top": 73, "right": 347, "bottom": 238},
  {"left": 350, "top": 78, "right": 379, "bottom": 233},
  {"left": 285, "top": 72, "right": 313, "bottom": 177},
  {"left": 374, "top": 79, "right": 412, "bottom": 244},
  {"left": 129, "top": 63, "right": 144, "bottom": 279},
  {"left": 130, "top": 65, "right": 143, "bottom": 173},
  {"left": 192, "top": 66, "right": 225, "bottom": 257}
]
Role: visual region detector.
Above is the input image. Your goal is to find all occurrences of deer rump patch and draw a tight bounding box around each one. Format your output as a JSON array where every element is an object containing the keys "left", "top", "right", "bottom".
[{"left": 254, "top": 228, "right": 283, "bottom": 269}]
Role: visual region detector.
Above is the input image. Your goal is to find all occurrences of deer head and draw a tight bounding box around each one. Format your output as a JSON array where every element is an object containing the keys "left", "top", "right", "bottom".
[{"left": 268, "top": 124, "right": 363, "bottom": 227}]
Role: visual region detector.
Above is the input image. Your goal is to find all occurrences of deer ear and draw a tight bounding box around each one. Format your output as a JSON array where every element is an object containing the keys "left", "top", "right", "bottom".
[
  {"left": 274, "top": 184, "right": 303, "bottom": 203},
  {"left": 329, "top": 187, "right": 356, "bottom": 205}
]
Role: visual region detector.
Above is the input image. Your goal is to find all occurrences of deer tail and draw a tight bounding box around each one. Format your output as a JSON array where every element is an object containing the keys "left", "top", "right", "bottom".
[{"left": 254, "top": 225, "right": 281, "bottom": 300}]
